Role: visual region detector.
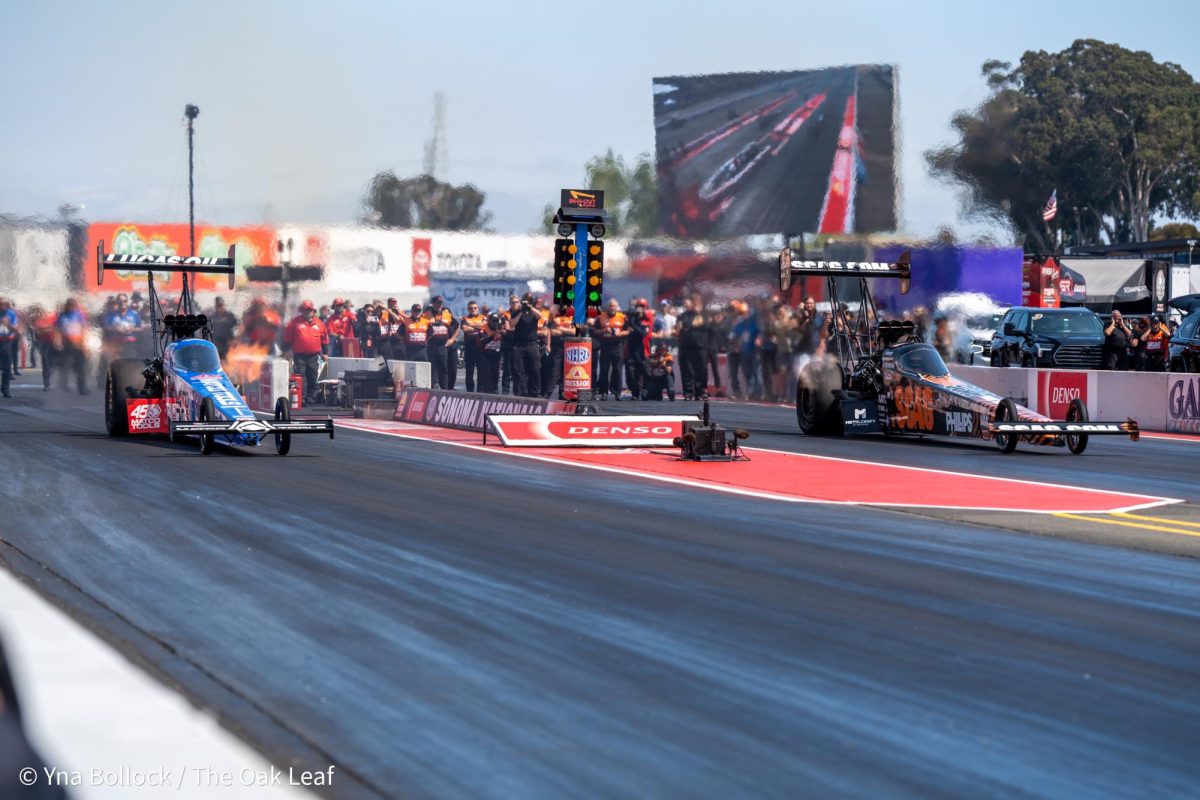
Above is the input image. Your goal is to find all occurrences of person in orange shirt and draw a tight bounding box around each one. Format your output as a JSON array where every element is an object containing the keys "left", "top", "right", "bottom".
[
  {"left": 405, "top": 304, "right": 431, "bottom": 363},
  {"left": 546, "top": 304, "right": 576, "bottom": 399},
  {"left": 644, "top": 344, "right": 676, "bottom": 401},
  {"left": 594, "top": 298, "right": 627, "bottom": 400},
  {"left": 426, "top": 301, "right": 458, "bottom": 389},
  {"left": 283, "top": 300, "right": 329, "bottom": 405},
  {"left": 380, "top": 298, "right": 407, "bottom": 361},
  {"left": 428, "top": 295, "right": 459, "bottom": 388},
  {"left": 458, "top": 301, "right": 487, "bottom": 392},
  {"left": 1140, "top": 316, "right": 1171, "bottom": 372}
]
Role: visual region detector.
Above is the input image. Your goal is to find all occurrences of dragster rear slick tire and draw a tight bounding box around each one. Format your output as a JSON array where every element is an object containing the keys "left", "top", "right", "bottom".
[
  {"left": 1066, "top": 397, "right": 1089, "bottom": 455},
  {"left": 105, "top": 358, "right": 145, "bottom": 437},
  {"left": 198, "top": 397, "right": 215, "bottom": 456},
  {"left": 795, "top": 360, "right": 845, "bottom": 436},
  {"left": 274, "top": 397, "right": 291, "bottom": 456},
  {"left": 994, "top": 397, "right": 1019, "bottom": 454}
]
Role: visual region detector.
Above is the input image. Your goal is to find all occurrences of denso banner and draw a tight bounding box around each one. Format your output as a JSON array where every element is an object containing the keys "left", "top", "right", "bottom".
[
  {"left": 1167, "top": 375, "right": 1200, "bottom": 434},
  {"left": 1035, "top": 370, "right": 1095, "bottom": 419},
  {"left": 487, "top": 415, "right": 694, "bottom": 447},
  {"left": 395, "top": 388, "right": 574, "bottom": 432}
]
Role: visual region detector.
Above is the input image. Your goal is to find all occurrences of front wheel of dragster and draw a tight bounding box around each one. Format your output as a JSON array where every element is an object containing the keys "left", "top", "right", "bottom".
[
  {"left": 993, "top": 397, "right": 1019, "bottom": 454},
  {"left": 1065, "top": 397, "right": 1088, "bottom": 455},
  {"left": 273, "top": 397, "right": 292, "bottom": 456},
  {"left": 795, "top": 359, "right": 845, "bottom": 436},
  {"left": 198, "top": 397, "right": 216, "bottom": 456},
  {"left": 105, "top": 358, "right": 144, "bottom": 437}
]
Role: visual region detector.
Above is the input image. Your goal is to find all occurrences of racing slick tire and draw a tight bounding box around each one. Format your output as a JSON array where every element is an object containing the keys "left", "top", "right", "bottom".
[
  {"left": 993, "top": 397, "right": 1019, "bottom": 454},
  {"left": 274, "top": 397, "right": 292, "bottom": 456},
  {"left": 198, "top": 397, "right": 216, "bottom": 456},
  {"left": 1065, "top": 397, "right": 1089, "bottom": 455},
  {"left": 795, "top": 359, "right": 844, "bottom": 436},
  {"left": 105, "top": 358, "right": 145, "bottom": 437}
]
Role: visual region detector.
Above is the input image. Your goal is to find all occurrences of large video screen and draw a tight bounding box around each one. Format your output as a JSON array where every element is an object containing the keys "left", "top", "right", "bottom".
[{"left": 653, "top": 65, "right": 897, "bottom": 238}]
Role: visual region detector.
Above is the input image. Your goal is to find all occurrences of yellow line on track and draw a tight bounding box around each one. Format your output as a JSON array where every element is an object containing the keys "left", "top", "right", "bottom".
[
  {"left": 1053, "top": 512, "right": 1200, "bottom": 538},
  {"left": 1112, "top": 512, "right": 1200, "bottom": 529}
]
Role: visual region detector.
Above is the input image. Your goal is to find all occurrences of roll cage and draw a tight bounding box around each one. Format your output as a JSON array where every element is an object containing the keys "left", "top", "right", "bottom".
[
  {"left": 779, "top": 248, "right": 913, "bottom": 395},
  {"left": 97, "top": 243, "right": 236, "bottom": 390}
]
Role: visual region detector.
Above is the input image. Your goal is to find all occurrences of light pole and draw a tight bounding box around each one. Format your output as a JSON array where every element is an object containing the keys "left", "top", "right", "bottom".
[{"left": 183, "top": 103, "right": 200, "bottom": 314}]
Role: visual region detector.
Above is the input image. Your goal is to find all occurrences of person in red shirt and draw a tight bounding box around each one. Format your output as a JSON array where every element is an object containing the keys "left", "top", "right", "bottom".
[
  {"left": 242, "top": 296, "right": 281, "bottom": 349},
  {"left": 337, "top": 301, "right": 361, "bottom": 358},
  {"left": 283, "top": 300, "right": 329, "bottom": 405},
  {"left": 28, "top": 305, "right": 58, "bottom": 391},
  {"left": 325, "top": 299, "right": 346, "bottom": 357}
]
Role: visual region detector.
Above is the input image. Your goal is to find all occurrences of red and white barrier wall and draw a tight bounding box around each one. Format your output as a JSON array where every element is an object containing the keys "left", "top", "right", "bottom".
[{"left": 950, "top": 365, "right": 1200, "bottom": 434}]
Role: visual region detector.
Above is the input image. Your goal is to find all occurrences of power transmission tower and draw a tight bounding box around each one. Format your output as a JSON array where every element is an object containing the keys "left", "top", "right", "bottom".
[{"left": 422, "top": 91, "right": 447, "bottom": 179}]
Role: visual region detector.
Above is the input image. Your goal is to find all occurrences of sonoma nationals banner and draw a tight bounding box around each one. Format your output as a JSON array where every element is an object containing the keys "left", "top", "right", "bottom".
[{"left": 395, "top": 388, "right": 574, "bottom": 433}]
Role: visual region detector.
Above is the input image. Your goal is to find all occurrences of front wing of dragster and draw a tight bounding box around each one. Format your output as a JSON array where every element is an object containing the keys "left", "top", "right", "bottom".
[{"left": 170, "top": 418, "right": 335, "bottom": 438}]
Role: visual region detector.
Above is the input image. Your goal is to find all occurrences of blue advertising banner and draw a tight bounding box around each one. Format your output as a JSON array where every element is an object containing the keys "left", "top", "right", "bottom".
[{"left": 431, "top": 278, "right": 532, "bottom": 317}]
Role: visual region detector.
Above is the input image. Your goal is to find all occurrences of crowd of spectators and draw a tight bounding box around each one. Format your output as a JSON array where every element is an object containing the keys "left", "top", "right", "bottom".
[
  {"left": 1101, "top": 311, "right": 1175, "bottom": 372},
  {"left": 0, "top": 292, "right": 1186, "bottom": 407},
  {"left": 275, "top": 292, "right": 842, "bottom": 404},
  {"left": 0, "top": 295, "right": 93, "bottom": 397}
]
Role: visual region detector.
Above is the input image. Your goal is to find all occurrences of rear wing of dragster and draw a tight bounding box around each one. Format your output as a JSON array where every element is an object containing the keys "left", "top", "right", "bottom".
[
  {"left": 779, "top": 249, "right": 911, "bottom": 294},
  {"left": 170, "top": 418, "right": 335, "bottom": 438},
  {"left": 97, "top": 241, "right": 237, "bottom": 290}
]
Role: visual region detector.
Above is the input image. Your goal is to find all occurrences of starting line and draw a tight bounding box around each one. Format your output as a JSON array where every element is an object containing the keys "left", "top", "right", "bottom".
[{"left": 336, "top": 419, "right": 1179, "bottom": 515}]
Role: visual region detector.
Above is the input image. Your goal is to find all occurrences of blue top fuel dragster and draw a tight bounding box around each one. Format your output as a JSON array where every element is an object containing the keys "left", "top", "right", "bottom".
[{"left": 99, "top": 245, "right": 333, "bottom": 455}]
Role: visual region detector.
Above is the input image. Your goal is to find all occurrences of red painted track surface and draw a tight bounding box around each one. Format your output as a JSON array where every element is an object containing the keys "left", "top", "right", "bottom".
[{"left": 337, "top": 420, "right": 1177, "bottom": 514}]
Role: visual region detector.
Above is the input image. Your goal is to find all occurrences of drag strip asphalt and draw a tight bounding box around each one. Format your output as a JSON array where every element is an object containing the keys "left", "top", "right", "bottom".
[{"left": 2, "top": 389, "right": 1200, "bottom": 799}]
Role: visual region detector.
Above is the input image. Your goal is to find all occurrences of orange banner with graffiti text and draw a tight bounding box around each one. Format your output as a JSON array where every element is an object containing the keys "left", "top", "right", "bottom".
[{"left": 85, "top": 222, "right": 276, "bottom": 295}]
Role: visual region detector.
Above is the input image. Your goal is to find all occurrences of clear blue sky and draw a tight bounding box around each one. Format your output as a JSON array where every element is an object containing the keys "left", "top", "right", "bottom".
[{"left": 1, "top": 0, "right": 1195, "bottom": 238}]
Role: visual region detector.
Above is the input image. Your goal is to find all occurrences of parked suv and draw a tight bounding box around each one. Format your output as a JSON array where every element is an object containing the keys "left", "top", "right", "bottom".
[
  {"left": 991, "top": 307, "right": 1105, "bottom": 369},
  {"left": 1168, "top": 312, "right": 1200, "bottom": 372}
]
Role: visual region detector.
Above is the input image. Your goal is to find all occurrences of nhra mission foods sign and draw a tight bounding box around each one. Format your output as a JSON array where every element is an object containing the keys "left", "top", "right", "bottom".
[
  {"left": 1167, "top": 375, "right": 1200, "bottom": 434},
  {"left": 395, "top": 388, "right": 575, "bottom": 433}
]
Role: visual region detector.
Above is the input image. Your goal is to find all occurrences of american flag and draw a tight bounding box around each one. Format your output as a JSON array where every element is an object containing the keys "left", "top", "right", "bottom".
[{"left": 1042, "top": 190, "right": 1057, "bottom": 222}]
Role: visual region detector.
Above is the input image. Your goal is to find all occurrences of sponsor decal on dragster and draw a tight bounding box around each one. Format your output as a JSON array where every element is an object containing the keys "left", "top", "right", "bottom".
[
  {"left": 787, "top": 260, "right": 901, "bottom": 274},
  {"left": 884, "top": 367, "right": 1049, "bottom": 439},
  {"left": 184, "top": 373, "right": 255, "bottom": 421},
  {"left": 126, "top": 398, "right": 169, "bottom": 433},
  {"left": 842, "top": 399, "right": 880, "bottom": 433},
  {"left": 104, "top": 253, "right": 233, "bottom": 268},
  {"left": 887, "top": 379, "right": 936, "bottom": 433},
  {"left": 1167, "top": 375, "right": 1200, "bottom": 434}
]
